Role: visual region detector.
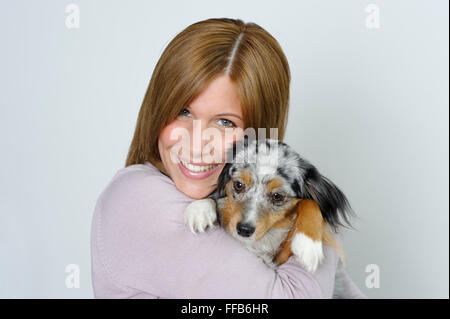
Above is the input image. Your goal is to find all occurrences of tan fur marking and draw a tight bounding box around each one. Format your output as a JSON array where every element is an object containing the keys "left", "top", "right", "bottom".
[
  {"left": 220, "top": 181, "right": 244, "bottom": 234},
  {"left": 267, "top": 178, "right": 283, "bottom": 193},
  {"left": 218, "top": 175, "right": 345, "bottom": 266},
  {"left": 241, "top": 170, "right": 252, "bottom": 188},
  {"left": 295, "top": 199, "right": 323, "bottom": 241},
  {"left": 274, "top": 199, "right": 345, "bottom": 265},
  {"left": 271, "top": 217, "right": 294, "bottom": 230},
  {"left": 254, "top": 199, "right": 300, "bottom": 240},
  {"left": 255, "top": 212, "right": 287, "bottom": 240}
]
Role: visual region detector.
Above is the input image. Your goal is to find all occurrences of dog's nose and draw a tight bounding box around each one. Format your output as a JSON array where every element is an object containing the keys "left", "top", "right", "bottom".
[{"left": 236, "top": 222, "right": 255, "bottom": 237}]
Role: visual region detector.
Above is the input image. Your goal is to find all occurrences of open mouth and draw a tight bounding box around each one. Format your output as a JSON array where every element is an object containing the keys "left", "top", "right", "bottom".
[
  {"left": 178, "top": 158, "right": 221, "bottom": 180},
  {"left": 180, "top": 160, "right": 219, "bottom": 172}
]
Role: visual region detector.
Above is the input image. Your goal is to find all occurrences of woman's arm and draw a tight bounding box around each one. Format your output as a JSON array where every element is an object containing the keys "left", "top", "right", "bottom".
[{"left": 91, "top": 164, "right": 339, "bottom": 298}]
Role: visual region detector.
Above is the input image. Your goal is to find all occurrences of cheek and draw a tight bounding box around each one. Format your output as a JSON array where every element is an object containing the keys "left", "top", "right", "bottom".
[
  {"left": 159, "top": 121, "right": 183, "bottom": 149},
  {"left": 158, "top": 120, "right": 192, "bottom": 168}
]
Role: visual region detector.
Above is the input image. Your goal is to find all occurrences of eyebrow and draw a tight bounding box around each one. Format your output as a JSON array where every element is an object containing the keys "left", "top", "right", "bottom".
[
  {"left": 186, "top": 105, "right": 243, "bottom": 121},
  {"left": 216, "top": 113, "right": 243, "bottom": 121}
]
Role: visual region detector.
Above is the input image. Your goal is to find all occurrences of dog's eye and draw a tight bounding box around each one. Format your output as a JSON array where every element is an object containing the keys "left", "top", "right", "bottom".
[
  {"left": 271, "top": 193, "right": 285, "bottom": 202},
  {"left": 234, "top": 181, "right": 244, "bottom": 192}
]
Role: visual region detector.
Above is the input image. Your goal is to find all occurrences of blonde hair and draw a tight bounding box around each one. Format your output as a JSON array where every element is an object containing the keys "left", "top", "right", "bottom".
[{"left": 126, "top": 18, "right": 291, "bottom": 174}]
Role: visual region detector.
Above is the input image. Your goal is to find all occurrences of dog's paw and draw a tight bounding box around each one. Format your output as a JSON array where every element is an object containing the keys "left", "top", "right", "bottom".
[
  {"left": 184, "top": 198, "right": 217, "bottom": 234},
  {"left": 291, "top": 233, "right": 324, "bottom": 273}
]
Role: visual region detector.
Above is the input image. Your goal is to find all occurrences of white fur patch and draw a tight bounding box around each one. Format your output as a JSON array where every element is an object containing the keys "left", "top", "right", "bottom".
[
  {"left": 291, "top": 233, "right": 324, "bottom": 272},
  {"left": 184, "top": 198, "right": 217, "bottom": 234}
]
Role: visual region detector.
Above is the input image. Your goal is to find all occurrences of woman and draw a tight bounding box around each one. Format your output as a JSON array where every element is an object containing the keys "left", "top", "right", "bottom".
[{"left": 91, "top": 18, "right": 365, "bottom": 298}]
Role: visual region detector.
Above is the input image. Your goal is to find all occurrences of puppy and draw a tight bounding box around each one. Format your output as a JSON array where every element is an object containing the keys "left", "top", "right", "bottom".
[{"left": 184, "top": 138, "right": 352, "bottom": 272}]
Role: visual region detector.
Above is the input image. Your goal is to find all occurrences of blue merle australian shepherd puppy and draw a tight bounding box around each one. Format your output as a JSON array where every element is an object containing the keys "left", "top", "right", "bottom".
[{"left": 185, "top": 137, "right": 353, "bottom": 276}]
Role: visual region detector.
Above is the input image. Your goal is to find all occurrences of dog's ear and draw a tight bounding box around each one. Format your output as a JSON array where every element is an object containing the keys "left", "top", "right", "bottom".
[
  {"left": 213, "top": 163, "right": 232, "bottom": 198},
  {"left": 294, "top": 165, "right": 353, "bottom": 230},
  {"left": 211, "top": 137, "right": 249, "bottom": 199},
  {"left": 210, "top": 141, "right": 240, "bottom": 199}
]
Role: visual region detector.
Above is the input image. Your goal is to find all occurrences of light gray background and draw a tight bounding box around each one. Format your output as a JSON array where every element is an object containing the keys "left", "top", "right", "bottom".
[{"left": 0, "top": 0, "right": 448, "bottom": 298}]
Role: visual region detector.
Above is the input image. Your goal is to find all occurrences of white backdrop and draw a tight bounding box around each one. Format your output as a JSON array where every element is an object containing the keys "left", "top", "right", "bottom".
[{"left": 0, "top": 0, "right": 448, "bottom": 298}]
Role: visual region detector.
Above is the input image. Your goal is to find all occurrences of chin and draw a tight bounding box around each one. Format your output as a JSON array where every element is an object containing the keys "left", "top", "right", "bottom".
[
  {"left": 173, "top": 165, "right": 225, "bottom": 200},
  {"left": 176, "top": 182, "right": 215, "bottom": 200}
]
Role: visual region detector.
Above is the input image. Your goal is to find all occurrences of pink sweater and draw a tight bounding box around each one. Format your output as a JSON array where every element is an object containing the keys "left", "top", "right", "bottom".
[{"left": 90, "top": 161, "right": 365, "bottom": 298}]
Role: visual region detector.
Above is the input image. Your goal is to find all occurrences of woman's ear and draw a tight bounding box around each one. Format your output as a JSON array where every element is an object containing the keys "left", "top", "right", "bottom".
[{"left": 294, "top": 165, "right": 353, "bottom": 230}]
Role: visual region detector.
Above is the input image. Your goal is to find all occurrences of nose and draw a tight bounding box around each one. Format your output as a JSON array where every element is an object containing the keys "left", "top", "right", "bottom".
[
  {"left": 187, "top": 120, "right": 223, "bottom": 163},
  {"left": 236, "top": 222, "right": 255, "bottom": 237}
]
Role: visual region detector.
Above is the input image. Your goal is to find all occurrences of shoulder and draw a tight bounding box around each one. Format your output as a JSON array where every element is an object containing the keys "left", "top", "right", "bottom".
[
  {"left": 102, "top": 162, "right": 173, "bottom": 199},
  {"left": 91, "top": 161, "right": 194, "bottom": 272},
  {"left": 94, "top": 162, "right": 193, "bottom": 233},
  {"left": 91, "top": 162, "right": 193, "bottom": 295},
  {"left": 99, "top": 162, "right": 189, "bottom": 209}
]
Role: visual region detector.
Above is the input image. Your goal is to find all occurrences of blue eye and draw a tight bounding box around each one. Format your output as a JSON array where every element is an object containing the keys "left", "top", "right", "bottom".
[
  {"left": 217, "top": 118, "right": 236, "bottom": 128},
  {"left": 179, "top": 109, "right": 191, "bottom": 117}
]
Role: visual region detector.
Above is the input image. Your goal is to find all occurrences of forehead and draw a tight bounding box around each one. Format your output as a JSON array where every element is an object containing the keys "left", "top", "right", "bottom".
[
  {"left": 230, "top": 139, "right": 304, "bottom": 186},
  {"left": 188, "top": 75, "right": 242, "bottom": 117}
]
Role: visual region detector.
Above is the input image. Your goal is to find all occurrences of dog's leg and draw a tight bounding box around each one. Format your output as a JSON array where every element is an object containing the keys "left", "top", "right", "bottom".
[
  {"left": 184, "top": 198, "right": 217, "bottom": 234},
  {"left": 290, "top": 199, "right": 325, "bottom": 272},
  {"left": 274, "top": 200, "right": 342, "bottom": 272},
  {"left": 273, "top": 199, "right": 325, "bottom": 272},
  {"left": 273, "top": 226, "right": 295, "bottom": 265}
]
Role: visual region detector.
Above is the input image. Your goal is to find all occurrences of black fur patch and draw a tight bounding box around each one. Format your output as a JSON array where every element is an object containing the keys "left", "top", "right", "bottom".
[
  {"left": 277, "top": 167, "right": 290, "bottom": 181},
  {"left": 214, "top": 163, "right": 232, "bottom": 199},
  {"left": 297, "top": 165, "right": 353, "bottom": 230}
]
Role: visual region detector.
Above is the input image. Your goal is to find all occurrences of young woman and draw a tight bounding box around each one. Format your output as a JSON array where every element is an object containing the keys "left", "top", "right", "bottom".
[{"left": 91, "top": 18, "right": 365, "bottom": 298}]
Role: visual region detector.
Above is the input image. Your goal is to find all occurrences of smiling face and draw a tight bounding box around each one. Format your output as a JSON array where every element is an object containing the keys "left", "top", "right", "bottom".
[{"left": 158, "top": 74, "right": 245, "bottom": 199}]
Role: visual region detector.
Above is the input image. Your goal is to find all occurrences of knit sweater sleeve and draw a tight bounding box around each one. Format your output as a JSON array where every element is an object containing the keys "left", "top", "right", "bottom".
[{"left": 90, "top": 163, "right": 341, "bottom": 298}]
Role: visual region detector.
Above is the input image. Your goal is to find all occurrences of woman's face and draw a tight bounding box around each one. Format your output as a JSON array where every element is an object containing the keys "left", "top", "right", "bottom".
[{"left": 158, "top": 74, "right": 245, "bottom": 199}]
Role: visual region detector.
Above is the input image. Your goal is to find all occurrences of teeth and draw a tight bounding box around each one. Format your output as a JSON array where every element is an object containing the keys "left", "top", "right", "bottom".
[{"left": 181, "top": 161, "right": 218, "bottom": 173}]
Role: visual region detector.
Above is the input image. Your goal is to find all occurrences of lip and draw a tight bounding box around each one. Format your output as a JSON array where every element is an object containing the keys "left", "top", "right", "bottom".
[
  {"left": 177, "top": 159, "right": 222, "bottom": 180},
  {"left": 178, "top": 157, "right": 220, "bottom": 166}
]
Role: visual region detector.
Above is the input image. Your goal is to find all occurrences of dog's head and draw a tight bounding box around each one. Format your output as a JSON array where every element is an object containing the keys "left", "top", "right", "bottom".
[{"left": 214, "top": 138, "right": 352, "bottom": 242}]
